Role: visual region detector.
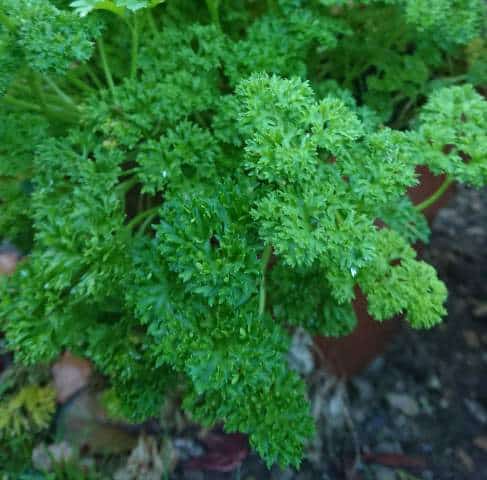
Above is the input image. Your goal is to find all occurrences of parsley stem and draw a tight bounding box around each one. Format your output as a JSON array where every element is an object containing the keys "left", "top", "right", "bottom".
[
  {"left": 0, "top": 10, "right": 15, "bottom": 31},
  {"left": 85, "top": 65, "right": 104, "bottom": 90},
  {"left": 266, "top": 0, "right": 278, "bottom": 12},
  {"left": 126, "top": 206, "right": 160, "bottom": 231},
  {"left": 205, "top": 0, "right": 221, "bottom": 29},
  {"left": 43, "top": 75, "right": 77, "bottom": 107},
  {"left": 66, "top": 73, "right": 95, "bottom": 94},
  {"left": 31, "top": 73, "right": 48, "bottom": 114},
  {"left": 97, "top": 38, "right": 116, "bottom": 98},
  {"left": 117, "top": 176, "right": 139, "bottom": 194},
  {"left": 130, "top": 14, "right": 139, "bottom": 80},
  {"left": 414, "top": 175, "right": 453, "bottom": 212},
  {"left": 146, "top": 10, "right": 159, "bottom": 36},
  {"left": 259, "top": 244, "right": 273, "bottom": 317},
  {"left": 2, "top": 96, "right": 41, "bottom": 112}
]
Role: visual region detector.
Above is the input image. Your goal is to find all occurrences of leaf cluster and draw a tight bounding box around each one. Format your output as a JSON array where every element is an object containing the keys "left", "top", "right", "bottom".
[{"left": 0, "top": 0, "right": 486, "bottom": 469}]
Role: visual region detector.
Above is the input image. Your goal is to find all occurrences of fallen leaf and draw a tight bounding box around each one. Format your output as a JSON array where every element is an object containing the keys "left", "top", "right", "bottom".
[
  {"left": 52, "top": 352, "right": 92, "bottom": 403},
  {"left": 56, "top": 388, "right": 138, "bottom": 454},
  {"left": 473, "top": 436, "right": 487, "bottom": 452},
  {"left": 186, "top": 432, "right": 249, "bottom": 472},
  {"left": 362, "top": 452, "right": 427, "bottom": 469}
]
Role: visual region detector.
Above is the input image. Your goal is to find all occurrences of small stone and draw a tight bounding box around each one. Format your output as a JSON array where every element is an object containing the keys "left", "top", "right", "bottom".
[
  {"left": 473, "top": 303, "right": 487, "bottom": 318},
  {"left": 352, "top": 378, "right": 373, "bottom": 400},
  {"left": 372, "top": 465, "right": 396, "bottom": 480},
  {"left": 427, "top": 375, "right": 441, "bottom": 390},
  {"left": 367, "top": 357, "right": 385, "bottom": 373},
  {"left": 32, "top": 442, "right": 74, "bottom": 472},
  {"left": 440, "top": 398, "right": 449, "bottom": 409},
  {"left": 465, "top": 399, "right": 487, "bottom": 424},
  {"left": 375, "top": 441, "right": 403, "bottom": 454},
  {"left": 473, "top": 436, "right": 487, "bottom": 452},
  {"left": 456, "top": 448, "right": 475, "bottom": 472},
  {"left": 288, "top": 328, "right": 314, "bottom": 375},
  {"left": 463, "top": 330, "right": 481, "bottom": 348},
  {"left": 173, "top": 437, "right": 204, "bottom": 461},
  {"left": 387, "top": 393, "right": 420, "bottom": 416}
]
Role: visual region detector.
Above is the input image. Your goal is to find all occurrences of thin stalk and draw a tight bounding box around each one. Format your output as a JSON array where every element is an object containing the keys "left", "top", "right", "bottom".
[
  {"left": 130, "top": 14, "right": 139, "bottom": 80},
  {"left": 266, "top": 0, "right": 278, "bottom": 12},
  {"left": 43, "top": 75, "right": 77, "bottom": 107},
  {"left": 126, "top": 206, "right": 160, "bottom": 230},
  {"left": 66, "top": 73, "right": 96, "bottom": 94},
  {"left": 116, "top": 176, "right": 139, "bottom": 195},
  {"left": 435, "top": 74, "right": 467, "bottom": 84},
  {"left": 85, "top": 65, "right": 104, "bottom": 90},
  {"left": 205, "top": 0, "right": 221, "bottom": 29},
  {"left": 0, "top": 10, "right": 15, "bottom": 31},
  {"left": 415, "top": 175, "right": 453, "bottom": 212},
  {"left": 2, "top": 96, "right": 41, "bottom": 112},
  {"left": 97, "top": 38, "right": 116, "bottom": 97},
  {"left": 3, "top": 95, "right": 79, "bottom": 122},
  {"left": 32, "top": 74, "right": 48, "bottom": 114},
  {"left": 136, "top": 212, "right": 158, "bottom": 237},
  {"left": 146, "top": 10, "right": 159, "bottom": 37},
  {"left": 258, "top": 244, "right": 273, "bottom": 317}
]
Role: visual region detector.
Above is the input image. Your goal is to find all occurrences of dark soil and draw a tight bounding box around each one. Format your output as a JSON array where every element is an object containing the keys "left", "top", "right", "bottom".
[{"left": 178, "top": 185, "right": 487, "bottom": 480}]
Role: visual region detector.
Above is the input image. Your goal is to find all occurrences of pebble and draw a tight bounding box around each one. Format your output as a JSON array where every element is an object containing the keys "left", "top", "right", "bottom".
[
  {"left": 372, "top": 465, "right": 396, "bottom": 480},
  {"left": 456, "top": 448, "right": 475, "bottom": 472},
  {"left": 473, "top": 436, "right": 487, "bottom": 452},
  {"left": 288, "top": 328, "right": 314, "bottom": 375},
  {"left": 172, "top": 437, "right": 204, "bottom": 461},
  {"left": 464, "top": 399, "right": 487, "bottom": 424},
  {"left": 386, "top": 393, "right": 420, "bottom": 416},
  {"left": 463, "top": 329, "right": 481, "bottom": 348},
  {"left": 427, "top": 375, "right": 441, "bottom": 390}
]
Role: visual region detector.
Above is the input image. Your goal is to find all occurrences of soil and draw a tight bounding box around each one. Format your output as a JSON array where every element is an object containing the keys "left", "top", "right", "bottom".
[{"left": 177, "top": 185, "right": 487, "bottom": 480}]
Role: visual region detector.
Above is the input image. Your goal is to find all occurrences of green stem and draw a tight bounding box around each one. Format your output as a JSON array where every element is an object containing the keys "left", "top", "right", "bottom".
[
  {"left": 32, "top": 74, "right": 48, "bottom": 114},
  {"left": 258, "top": 244, "right": 273, "bottom": 317},
  {"left": 2, "top": 96, "right": 41, "bottom": 112},
  {"left": 435, "top": 74, "right": 467, "bottom": 84},
  {"left": 205, "top": 0, "right": 221, "bottom": 29},
  {"left": 117, "top": 176, "right": 139, "bottom": 194},
  {"left": 43, "top": 75, "right": 77, "bottom": 107},
  {"left": 266, "top": 0, "right": 278, "bottom": 12},
  {"left": 66, "top": 73, "right": 95, "bottom": 94},
  {"left": 85, "top": 65, "right": 104, "bottom": 90},
  {"left": 130, "top": 14, "right": 139, "bottom": 80},
  {"left": 0, "top": 10, "right": 15, "bottom": 31},
  {"left": 146, "top": 10, "right": 159, "bottom": 36},
  {"left": 2, "top": 95, "right": 79, "bottom": 123},
  {"left": 97, "top": 38, "right": 116, "bottom": 98},
  {"left": 415, "top": 175, "right": 453, "bottom": 212},
  {"left": 126, "top": 206, "right": 160, "bottom": 231},
  {"left": 136, "top": 212, "right": 158, "bottom": 237}
]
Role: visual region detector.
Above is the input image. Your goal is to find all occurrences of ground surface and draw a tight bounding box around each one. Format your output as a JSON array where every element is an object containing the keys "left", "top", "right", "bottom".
[{"left": 177, "top": 186, "right": 487, "bottom": 480}]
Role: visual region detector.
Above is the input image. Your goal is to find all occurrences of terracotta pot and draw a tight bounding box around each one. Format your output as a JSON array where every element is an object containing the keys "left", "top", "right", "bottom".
[{"left": 314, "top": 166, "right": 456, "bottom": 378}]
